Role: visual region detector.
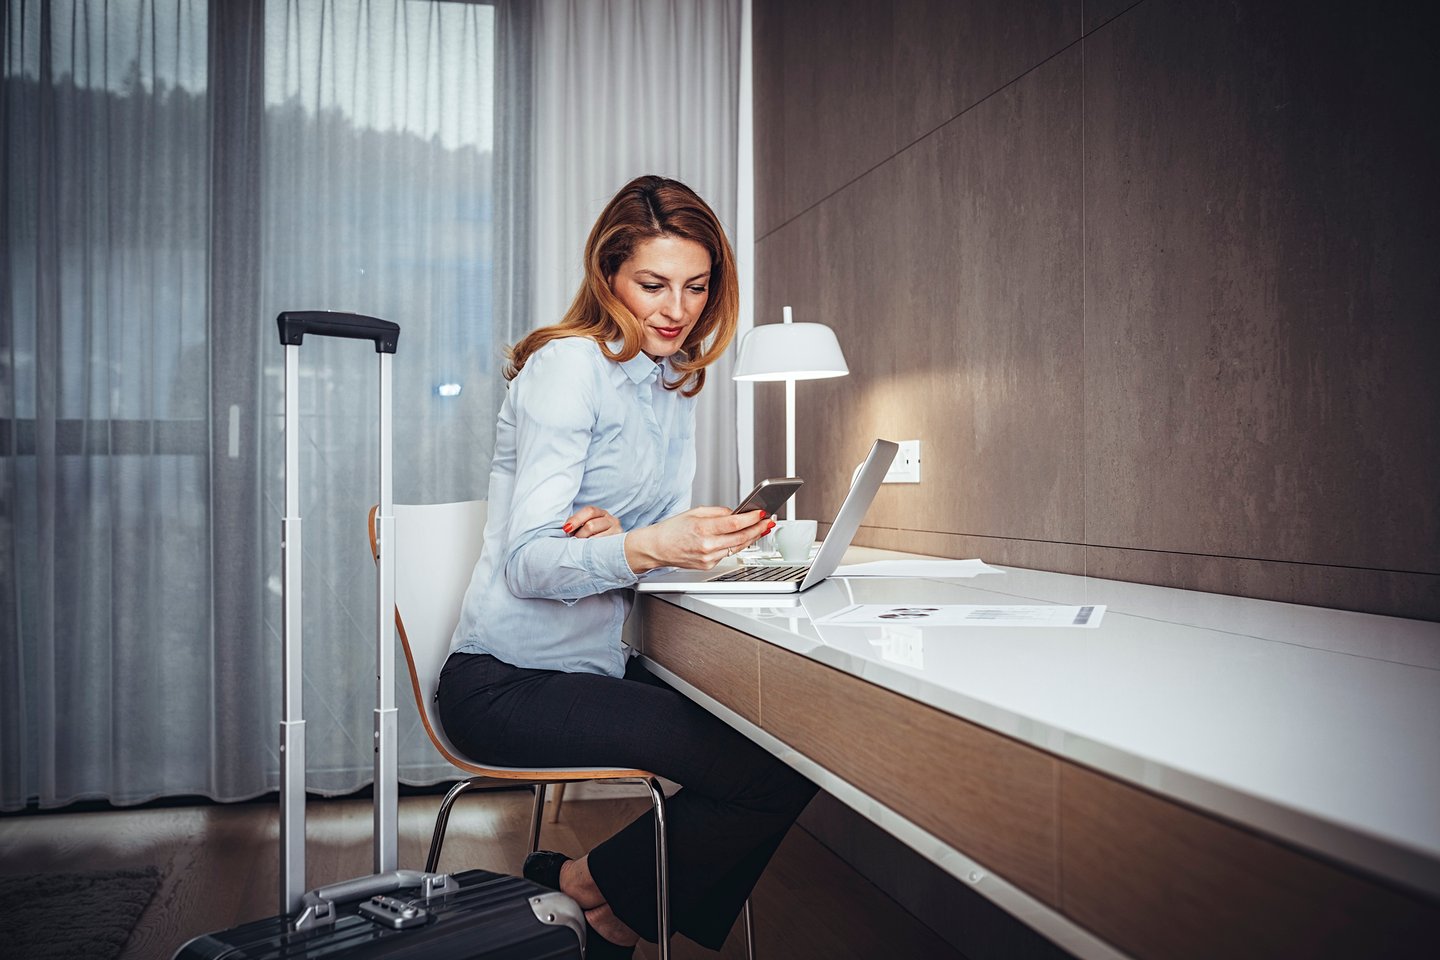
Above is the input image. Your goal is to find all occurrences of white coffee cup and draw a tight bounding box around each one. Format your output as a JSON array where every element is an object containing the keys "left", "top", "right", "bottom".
[{"left": 774, "top": 519, "right": 818, "bottom": 563}]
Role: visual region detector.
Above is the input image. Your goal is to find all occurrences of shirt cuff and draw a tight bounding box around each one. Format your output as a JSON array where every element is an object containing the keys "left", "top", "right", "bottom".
[{"left": 588, "top": 531, "right": 640, "bottom": 587}]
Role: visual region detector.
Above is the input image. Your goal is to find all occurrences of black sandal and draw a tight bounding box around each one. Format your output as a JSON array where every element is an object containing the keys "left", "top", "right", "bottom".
[{"left": 521, "top": 849, "right": 570, "bottom": 892}]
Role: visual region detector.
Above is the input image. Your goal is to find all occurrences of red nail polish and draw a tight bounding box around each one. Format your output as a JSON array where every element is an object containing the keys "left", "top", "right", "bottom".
[
  {"left": 766, "top": 521, "right": 775, "bottom": 532},
  {"left": 759, "top": 510, "right": 767, "bottom": 520},
  {"left": 563, "top": 523, "right": 572, "bottom": 533}
]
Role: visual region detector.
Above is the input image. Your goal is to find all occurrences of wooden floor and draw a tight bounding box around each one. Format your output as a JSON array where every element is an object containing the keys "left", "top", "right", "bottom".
[{"left": 0, "top": 790, "right": 963, "bottom": 960}]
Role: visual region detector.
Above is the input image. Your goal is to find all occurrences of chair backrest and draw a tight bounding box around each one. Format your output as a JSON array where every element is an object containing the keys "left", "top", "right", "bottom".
[{"left": 369, "top": 500, "right": 487, "bottom": 770}]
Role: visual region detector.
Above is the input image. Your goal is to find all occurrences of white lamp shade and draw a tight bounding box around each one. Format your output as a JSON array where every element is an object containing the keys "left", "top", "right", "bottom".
[{"left": 731, "top": 322, "right": 849, "bottom": 381}]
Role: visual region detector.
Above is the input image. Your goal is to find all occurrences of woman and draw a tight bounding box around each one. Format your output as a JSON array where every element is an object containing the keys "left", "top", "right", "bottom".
[{"left": 437, "top": 175, "right": 818, "bottom": 957}]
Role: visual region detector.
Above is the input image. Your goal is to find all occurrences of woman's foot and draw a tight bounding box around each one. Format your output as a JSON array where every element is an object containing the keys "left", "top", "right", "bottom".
[
  {"left": 524, "top": 851, "right": 607, "bottom": 911},
  {"left": 524, "top": 853, "right": 642, "bottom": 957},
  {"left": 521, "top": 850, "right": 569, "bottom": 892}
]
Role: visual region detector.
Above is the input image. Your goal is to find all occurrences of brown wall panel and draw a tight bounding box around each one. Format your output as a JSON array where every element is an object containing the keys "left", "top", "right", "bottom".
[
  {"left": 752, "top": 0, "right": 788, "bottom": 237},
  {"left": 757, "top": 643, "right": 1059, "bottom": 905},
  {"left": 756, "top": 48, "right": 1085, "bottom": 548},
  {"left": 891, "top": 0, "right": 1080, "bottom": 149},
  {"left": 638, "top": 599, "right": 761, "bottom": 726},
  {"left": 1082, "top": 0, "right": 1140, "bottom": 34},
  {"left": 755, "top": 0, "right": 1080, "bottom": 234},
  {"left": 751, "top": 0, "right": 1440, "bottom": 619},
  {"left": 1059, "top": 764, "right": 1440, "bottom": 960},
  {"left": 767, "top": 0, "right": 895, "bottom": 233},
  {"left": 1083, "top": 0, "right": 1440, "bottom": 576}
]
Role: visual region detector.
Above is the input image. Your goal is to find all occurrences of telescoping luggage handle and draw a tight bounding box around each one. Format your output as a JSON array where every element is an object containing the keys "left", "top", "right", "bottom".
[
  {"left": 277, "top": 310, "right": 399, "bottom": 353},
  {"left": 276, "top": 311, "right": 402, "bottom": 921}
]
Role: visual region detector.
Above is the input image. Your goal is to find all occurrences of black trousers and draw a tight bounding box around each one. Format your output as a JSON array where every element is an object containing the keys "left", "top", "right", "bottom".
[{"left": 437, "top": 651, "right": 818, "bottom": 950}]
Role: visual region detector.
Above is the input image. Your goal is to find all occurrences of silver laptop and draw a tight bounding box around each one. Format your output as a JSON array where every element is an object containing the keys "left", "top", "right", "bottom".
[{"left": 638, "top": 439, "right": 899, "bottom": 594}]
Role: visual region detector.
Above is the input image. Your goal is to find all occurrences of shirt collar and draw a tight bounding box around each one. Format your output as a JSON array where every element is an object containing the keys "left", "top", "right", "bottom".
[{"left": 610, "top": 340, "right": 664, "bottom": 385}]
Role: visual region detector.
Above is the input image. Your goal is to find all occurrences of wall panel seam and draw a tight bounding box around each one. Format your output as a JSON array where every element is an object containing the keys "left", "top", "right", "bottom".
[{"left": 757, "top": 36, "right": 1087, "bottom": 243}]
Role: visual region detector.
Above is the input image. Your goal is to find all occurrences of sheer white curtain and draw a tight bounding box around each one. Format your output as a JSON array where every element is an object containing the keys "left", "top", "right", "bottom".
[
  {"left": 2, "top": 0, "right": 525, "bottom": 808},
  {"left": 259, "top": 0, "right": 519, "bottom": 794},
  {"left": 2, "top": 0, "right": 741, "bottom": 810},
  {"left": 530, "top": 0, "right": 742, "bottom": 508}
]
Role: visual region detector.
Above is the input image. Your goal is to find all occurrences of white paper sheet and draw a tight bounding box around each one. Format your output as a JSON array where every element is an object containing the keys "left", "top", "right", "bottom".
[
  {"left": 830, "top": 558, "right": 1004, "bottom": 578},
  {"left": 815, "top": 603, "right": 1107, "bottom": 628}
]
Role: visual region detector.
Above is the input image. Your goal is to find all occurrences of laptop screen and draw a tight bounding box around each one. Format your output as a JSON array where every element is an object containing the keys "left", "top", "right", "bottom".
[{"left": 799, "top": 439, "right": 899, "bottom": 590}]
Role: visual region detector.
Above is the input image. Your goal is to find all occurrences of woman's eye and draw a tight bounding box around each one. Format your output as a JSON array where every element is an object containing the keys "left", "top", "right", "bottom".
[
  {"left": 640, "top": 283, "right": 663, "bottom": 292},
  {"left": 688, "top": 285, "right": 708, "bottom": 295}
]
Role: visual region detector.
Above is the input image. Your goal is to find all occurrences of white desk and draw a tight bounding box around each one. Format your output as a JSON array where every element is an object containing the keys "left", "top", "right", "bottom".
[{"left": 633, "top": 548, "right": 1440, "bottom": 960}]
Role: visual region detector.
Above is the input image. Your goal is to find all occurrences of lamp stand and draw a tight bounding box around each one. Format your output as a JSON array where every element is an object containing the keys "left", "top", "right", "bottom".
[
  {"left": 782, "top": 305, "right": 796, "bottom": 521},
  {"left": 785, "top": 377, "right": 796, "bottom": 521}
]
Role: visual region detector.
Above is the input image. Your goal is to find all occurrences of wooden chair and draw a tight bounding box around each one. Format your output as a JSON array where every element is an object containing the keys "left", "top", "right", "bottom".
[{"left": 369, "top": 500, "right": 755, "bottom": 959}]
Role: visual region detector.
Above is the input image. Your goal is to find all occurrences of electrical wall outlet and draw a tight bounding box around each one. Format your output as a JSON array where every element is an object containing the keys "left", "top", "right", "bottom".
[{"left": 883, "top": 440, "right": 921, "bottom": 483}]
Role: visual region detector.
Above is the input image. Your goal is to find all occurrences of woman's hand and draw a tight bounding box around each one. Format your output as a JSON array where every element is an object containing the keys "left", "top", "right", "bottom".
[
  {"left": 563, "top": 506, "right": 623, "bottom": 539},
  {"left": 624, "top": 506, "right": 774, "bottom": 574}
]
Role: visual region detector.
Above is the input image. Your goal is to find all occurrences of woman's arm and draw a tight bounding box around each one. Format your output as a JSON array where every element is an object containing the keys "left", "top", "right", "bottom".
[
  {"left": 501, "top": 343, "right": 638, "bottom": 600},
  {"left": 563, "top": 505, "right": 623, "bottom": 539},
  {"left": 623, "top": 507, "right": 771, "bottom": 573},
  {"left": 564, "top": 500, "right": 773, "bottom": 572}
]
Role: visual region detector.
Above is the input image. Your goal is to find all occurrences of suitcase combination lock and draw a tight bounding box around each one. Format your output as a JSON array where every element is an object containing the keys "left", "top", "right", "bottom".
[{"left": 358, "top": 894, "right": 432, "bottom": 930}]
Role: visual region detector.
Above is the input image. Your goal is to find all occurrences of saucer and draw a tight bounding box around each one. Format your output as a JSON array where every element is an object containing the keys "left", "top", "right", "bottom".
[{"left": 740, "top": 547, "right": 817, "bottom": 566}]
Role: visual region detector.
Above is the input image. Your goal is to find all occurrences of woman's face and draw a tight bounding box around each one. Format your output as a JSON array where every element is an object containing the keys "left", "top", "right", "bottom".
[{"left": 609, "top": 235, "right": 712, "bottom": 361}]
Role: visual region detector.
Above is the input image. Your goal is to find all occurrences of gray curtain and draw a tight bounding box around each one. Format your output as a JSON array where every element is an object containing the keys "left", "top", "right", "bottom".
[
  {"left": 1, "top": 0, "right": 531, "bottom": 809},
  {"left": 1, "top": 0, "right": 738, "bottom": 811}
]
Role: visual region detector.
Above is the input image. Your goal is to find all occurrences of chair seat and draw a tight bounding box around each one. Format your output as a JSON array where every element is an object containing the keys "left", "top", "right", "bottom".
[{"left": 447, "top": 757, "right": 658, "bottom": 782}]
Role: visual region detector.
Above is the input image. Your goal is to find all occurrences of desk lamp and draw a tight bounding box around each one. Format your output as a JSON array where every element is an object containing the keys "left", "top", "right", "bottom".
[{"left": 732, "top": 306, "right": 849, "bottom": 520}]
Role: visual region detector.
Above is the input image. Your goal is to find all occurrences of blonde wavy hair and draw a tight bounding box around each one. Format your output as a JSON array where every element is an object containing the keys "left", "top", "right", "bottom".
[{"left": 506, "top": 175, "right": 740, "bottom": 397}]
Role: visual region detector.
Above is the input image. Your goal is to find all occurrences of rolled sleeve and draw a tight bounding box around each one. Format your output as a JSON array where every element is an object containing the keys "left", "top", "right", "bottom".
[{"left": 591, "top": 532, "right": 639, "bottom": 584}]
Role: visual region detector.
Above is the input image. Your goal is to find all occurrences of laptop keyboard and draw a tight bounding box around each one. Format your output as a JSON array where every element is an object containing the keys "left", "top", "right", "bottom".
[{"left": 712, "top": 564, "right": 811, "bottom": 583}]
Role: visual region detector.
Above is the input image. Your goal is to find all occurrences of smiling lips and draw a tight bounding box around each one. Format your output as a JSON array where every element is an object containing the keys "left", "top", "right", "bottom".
[{"left": 654, "top": 325, "right": 684, "bottom": 340}]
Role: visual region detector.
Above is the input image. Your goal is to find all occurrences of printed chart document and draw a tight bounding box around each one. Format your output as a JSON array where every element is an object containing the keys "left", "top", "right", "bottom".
[
  {"left": 815, "top": 603, "right": 1106, "bottom": 628},
  {"left": 831, "top": 558, "right": 1004, "bottom": 578}
]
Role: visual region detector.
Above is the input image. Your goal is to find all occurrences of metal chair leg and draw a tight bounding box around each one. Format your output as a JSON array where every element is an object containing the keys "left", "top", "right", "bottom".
[
  {"left": 429, "top": 774, "right": 686, "bottom": 960},
  {"left": 743, "top": 898, "right": 756, "bottom": 959},
  {"left": 644, "top": 777, "right": 671, "bottom": 960},
  {"left": 528, "top": 783, "right": 546, "bottom": 853},
  {"left": 426, "top": 777, "right": 486, "bottom": 873}
]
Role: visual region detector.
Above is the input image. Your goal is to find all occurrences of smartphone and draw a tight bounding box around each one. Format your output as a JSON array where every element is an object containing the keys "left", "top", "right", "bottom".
[{"left": 733, "top": 477, "right": 804, "bottom": 517}]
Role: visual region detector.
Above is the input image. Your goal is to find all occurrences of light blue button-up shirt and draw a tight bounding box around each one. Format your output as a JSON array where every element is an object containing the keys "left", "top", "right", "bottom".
[{"left": 450, "top": 336, "right": 696, "bottom": 677}]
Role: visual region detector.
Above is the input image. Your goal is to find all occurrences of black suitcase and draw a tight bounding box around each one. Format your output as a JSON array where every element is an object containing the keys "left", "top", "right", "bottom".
[
  {"left": 174, "top": 313, "right": 583, "bottom": 960},
  {"left": 175, "top": 869, "right": 583, "bottom": 959}
]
